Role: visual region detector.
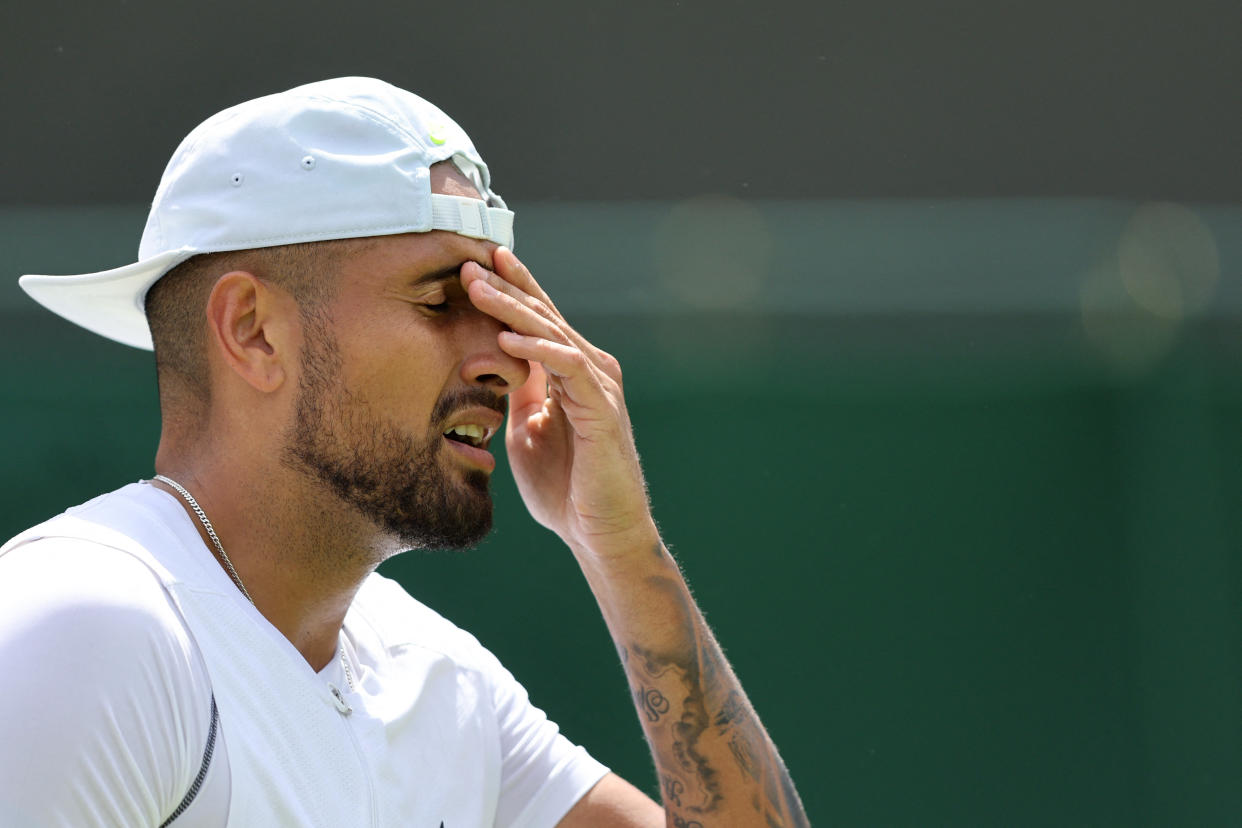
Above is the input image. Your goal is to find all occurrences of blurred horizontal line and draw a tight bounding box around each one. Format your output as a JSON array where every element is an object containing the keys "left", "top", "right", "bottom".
[{"left": 3, "top": 199, "right": 1240, "bottom": 317}]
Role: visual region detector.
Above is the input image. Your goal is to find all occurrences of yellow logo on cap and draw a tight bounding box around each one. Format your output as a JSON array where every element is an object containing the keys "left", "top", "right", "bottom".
[{"left": 428, "top": 122, "right": 448, "bottom": 146}]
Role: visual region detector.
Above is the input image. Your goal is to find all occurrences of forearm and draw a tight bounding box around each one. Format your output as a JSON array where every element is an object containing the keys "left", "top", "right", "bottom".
[
  {"left": 468, "top": 249, "right": 805, "bottom": 824},
  {"left": 573, "top": 529, "right": 809, "bottom": 828}
]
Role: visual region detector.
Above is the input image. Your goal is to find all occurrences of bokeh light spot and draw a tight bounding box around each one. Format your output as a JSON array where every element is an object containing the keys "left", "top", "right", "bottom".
[
  {"left": 652, "top": 195, "right": 772, "bottom": 310},
  {"left": 1118, "top": 202, "right": 1220, "bottom": 320}
]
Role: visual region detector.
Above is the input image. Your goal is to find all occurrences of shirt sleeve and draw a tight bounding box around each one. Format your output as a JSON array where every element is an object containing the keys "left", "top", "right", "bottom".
[
  {"left": 486, "top": 652, "right": 610, "bottom": 828},
  {"left": 0, "top": 537, "right": 219, "bottom": 827}
]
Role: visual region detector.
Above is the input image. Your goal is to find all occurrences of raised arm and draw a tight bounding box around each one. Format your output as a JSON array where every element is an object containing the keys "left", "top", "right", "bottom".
[{"left": 463, "top": 249, "right": 809, "bottom": 827}]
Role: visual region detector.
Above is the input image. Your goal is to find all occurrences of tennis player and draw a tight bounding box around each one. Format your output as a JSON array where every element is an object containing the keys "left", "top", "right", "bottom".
[{"left": 0, "top": 77, "right": 807, "bottom": 827}]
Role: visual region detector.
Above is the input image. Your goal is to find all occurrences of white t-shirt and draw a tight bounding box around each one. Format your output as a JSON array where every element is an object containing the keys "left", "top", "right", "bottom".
[{"left": 0, "top": 483, "right": 608, "bottom": 827}]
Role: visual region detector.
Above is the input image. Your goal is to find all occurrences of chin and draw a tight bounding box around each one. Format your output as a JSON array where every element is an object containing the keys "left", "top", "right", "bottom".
[{"left": 385, "top": 471, "right": 495, "bottom": 551}]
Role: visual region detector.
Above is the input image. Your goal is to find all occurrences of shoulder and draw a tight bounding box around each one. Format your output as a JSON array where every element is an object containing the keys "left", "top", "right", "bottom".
[
  {"left": 0, "top": 533, "right": 184, "bottom": 641},
  {"left": 0, "top": 533, "right": 189, "bottom": 651},
  {"left": 0, "top": 536, "right": 215, "bottom": 825},
  {"left": 0, "top": 531, "right": 210, "bottom": 711}
]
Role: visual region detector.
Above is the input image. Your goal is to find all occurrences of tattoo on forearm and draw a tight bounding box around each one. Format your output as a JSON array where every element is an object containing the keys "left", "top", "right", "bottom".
[
  {"left": 713, "top": 689, "right": 746, "bottom": 730},
  {"left": 728, "top": 733, "right": 760, "bottom": 781},
  {"left": 628, "top": 573, "right": 726, "bottom": 814},
  {"left": 637, "top": 684, "right": 671, "bottom": 722},
  {"left": 663, "top": 775, "right": 685, "bottom": 807},
  {"left": 714, "top": 690, "right": 761, "bottom": 781},
  {"left": 631, "top": 635, "right": 723, "bottom": 813},
  {"left": 624, "top": 570, "right": 810, "bottom": 827}
]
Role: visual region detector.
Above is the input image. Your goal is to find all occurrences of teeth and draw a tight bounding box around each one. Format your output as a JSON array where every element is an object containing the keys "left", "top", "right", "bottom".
[{"left": 444, "top": 424, "right": 485, "bottom": 446}]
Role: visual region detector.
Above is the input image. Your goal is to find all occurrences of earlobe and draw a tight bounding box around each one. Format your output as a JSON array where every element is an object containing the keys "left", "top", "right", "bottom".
[{"left": 206, "top": 271, "right": 290, "bottom": 393}]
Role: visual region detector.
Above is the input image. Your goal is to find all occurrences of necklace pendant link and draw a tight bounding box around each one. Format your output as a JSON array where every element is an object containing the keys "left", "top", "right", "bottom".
[{"left": 329, "top": 684, "right": 353, "bottom": 715}]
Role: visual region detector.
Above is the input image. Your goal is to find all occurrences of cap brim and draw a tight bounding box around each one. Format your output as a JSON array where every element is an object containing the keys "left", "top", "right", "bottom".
[{"left": 19, "top": 249, "right": 192, "bottom": 351}]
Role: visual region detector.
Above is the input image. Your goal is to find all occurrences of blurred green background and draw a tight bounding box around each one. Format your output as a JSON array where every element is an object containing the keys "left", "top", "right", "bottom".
[
  {"left": 4, "top": 200, "right": 1241, "bottom": 825},
  {"left": 4, "top": 0, "right": 1241, "bottom": 824}
]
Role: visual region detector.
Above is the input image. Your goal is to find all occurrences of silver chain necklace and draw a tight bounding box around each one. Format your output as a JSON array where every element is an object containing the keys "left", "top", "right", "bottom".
[
  {"left": 155, "top": 474, "right": 253, "bottom": 604},
  {"left": 152, "top": 475, "right": 356, "bottom": 707}
]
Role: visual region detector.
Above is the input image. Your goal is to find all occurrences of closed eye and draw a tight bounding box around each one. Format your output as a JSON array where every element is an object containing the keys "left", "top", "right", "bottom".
[{"left": 408, "top": 271, "right": 468, "bottom": 315}]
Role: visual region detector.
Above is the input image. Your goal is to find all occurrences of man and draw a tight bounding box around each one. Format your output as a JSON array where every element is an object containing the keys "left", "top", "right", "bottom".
[{"left": 0, "top": 78, "right": 807, "bottom": 827}]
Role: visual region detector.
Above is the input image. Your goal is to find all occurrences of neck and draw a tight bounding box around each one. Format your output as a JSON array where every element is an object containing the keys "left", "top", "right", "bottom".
[{"left": 154, "top": 444, "right": 389, "bottom": 672}]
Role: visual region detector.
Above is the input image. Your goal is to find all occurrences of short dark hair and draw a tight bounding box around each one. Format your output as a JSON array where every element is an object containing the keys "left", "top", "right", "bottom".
[{"left": 144, "top": 237, "right": 371, "bottom": 411}]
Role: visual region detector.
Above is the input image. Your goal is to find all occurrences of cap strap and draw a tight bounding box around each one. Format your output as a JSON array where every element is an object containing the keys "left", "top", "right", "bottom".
[{"left": 429, "top": 194, "right": 514, "bottom": 248}]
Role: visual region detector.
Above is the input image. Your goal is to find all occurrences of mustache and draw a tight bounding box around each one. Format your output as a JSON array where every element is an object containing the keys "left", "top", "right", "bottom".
[{"left": 431, "top": 387, "right": 508, "bottom": 426}]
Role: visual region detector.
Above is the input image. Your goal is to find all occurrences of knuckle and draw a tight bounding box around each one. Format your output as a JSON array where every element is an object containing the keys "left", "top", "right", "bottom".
[
  {"left": 528, "top": 296, "right": 557, "bottom": 322},
  {"left": 596, "top": 350, "right": 622, "bottom": 381}
]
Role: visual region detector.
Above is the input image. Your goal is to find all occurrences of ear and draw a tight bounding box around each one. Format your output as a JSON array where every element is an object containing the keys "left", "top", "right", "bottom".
[{"left": 205, "top": 271, "right": 297, "bottom": 393}]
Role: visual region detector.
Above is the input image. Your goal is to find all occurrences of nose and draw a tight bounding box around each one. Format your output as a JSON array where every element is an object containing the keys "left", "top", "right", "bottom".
[{"left": 458, "top": 310, "right": 530, "bottom": 394}]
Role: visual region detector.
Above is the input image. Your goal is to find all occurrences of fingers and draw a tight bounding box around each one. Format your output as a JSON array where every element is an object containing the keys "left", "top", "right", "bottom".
[
  {"left": 509, "top": 359, "right": 550, "bottom": 417},
  {"left": 498, "top": 331, "right": 615, "bottom": 413},
  {"left": 465, "top": 268, "right": 570, "bottom": 347},
  {"left": 493, "top": 247, "right": 558, "bottom": 312},
  {"left": 463, "top": 254, "right": 624, "bottom": 386},
  {"left": 461, "top": 250, "right": 557, "bottom": 322}
]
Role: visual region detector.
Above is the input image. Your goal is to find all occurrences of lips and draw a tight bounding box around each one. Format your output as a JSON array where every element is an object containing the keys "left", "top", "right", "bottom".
[{"left": 440, "top": 406, "right": 504, "bottom": 471}]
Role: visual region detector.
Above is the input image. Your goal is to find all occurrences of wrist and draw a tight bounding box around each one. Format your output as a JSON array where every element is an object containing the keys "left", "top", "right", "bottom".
[{"left": 566, "top": 516, "right": 664, "bottom": 569}]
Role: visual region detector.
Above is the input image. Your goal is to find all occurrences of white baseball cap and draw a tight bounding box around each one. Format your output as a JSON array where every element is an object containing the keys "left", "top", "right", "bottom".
[{"left": 19, "top": 77, "right": 515, "bottom": 350}]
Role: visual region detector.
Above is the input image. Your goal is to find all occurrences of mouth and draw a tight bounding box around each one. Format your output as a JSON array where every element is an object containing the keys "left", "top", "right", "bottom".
[
  {"left": 438, "top": 399, "right": 505, "bottom": 473},
  {"left": 441, "top": 425, "right": 497, "bottom": 473},
  {"left": 439, "top": 407, "right": 503, "bottom": 473},
  {"left": 441, "top": 422, "right": 494, "bottom": 449}
]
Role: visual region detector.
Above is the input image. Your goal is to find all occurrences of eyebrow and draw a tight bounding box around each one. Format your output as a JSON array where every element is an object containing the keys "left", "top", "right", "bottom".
[
  {"left": 408, "top": 264, "right": 465, "bottom": 287},
  {"left": 408, "top": 257, "right": 486, "bottom": 287}
]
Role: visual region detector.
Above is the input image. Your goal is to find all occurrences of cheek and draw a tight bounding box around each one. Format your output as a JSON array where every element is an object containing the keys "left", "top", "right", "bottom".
[{"left": 335, "top": 323, "right": 459, "bottom": 418}]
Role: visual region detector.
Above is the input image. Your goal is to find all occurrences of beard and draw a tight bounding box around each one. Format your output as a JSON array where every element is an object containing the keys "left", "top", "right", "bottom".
[{"left": 281, "top": 314, "right": 501, "bottom": 550}]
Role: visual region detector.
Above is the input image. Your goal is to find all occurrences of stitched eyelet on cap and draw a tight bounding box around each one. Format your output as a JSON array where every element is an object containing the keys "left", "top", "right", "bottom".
[
  {"left": 230, "top": 172, "right": 244, "bottom": 186},
  {"left": 300, "top": 155, "right": 316, "bottom": 170}
]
